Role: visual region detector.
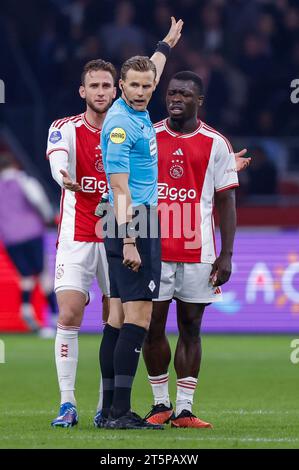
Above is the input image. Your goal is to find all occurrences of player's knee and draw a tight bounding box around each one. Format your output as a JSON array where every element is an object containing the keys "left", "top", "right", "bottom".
[
  {"left": 58, "top": 306, "right": 81, "bottom": 327},
  {"left": 133, "top": 314, "right": 151, "bottom": 331}
]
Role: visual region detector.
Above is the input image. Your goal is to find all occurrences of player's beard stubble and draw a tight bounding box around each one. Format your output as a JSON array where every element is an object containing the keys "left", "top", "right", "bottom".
[{"left": 86, "top": 97, "right": 112, "bottom": 116}]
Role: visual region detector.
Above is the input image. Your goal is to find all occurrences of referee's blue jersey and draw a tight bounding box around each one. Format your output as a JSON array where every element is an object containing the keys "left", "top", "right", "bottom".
[{"left": 101, "top": 97, "right": 158, "bottom": 207}]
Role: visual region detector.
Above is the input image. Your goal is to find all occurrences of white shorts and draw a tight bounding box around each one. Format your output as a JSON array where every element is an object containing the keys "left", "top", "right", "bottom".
[
  {"left": 54, "top": 238, "right": 110, "bottom": 300},
  {"left": 155, "top": 261, "right": 223, "bottom": 303}
]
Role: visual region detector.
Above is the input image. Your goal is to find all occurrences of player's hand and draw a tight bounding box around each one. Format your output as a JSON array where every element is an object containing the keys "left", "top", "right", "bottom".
[
  {"left": 162, "top": 16, "right": 184, "bottom": 48},
  {"left": 123, "top": 244, "right": 141, "bottom": 272},
  {"left": 235, "top": 148, "right": 251, "bottom": 172},
  {"left": 209, "top": 253, "right": 232, "bottom": 287},
  {"left": 60, "top": 169, "right": 82, "bottom": 191}
]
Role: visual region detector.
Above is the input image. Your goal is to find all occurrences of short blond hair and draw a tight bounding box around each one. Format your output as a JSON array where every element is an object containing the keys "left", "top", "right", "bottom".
[{"left": 120, "top": 56, "right": 156, "bottom": 81}]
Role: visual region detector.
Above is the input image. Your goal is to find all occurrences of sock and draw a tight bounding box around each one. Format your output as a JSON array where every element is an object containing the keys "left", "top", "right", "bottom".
[
  {"left": 55, "top": 324, "right": 79, "bottom": 406},
  {"left": 148, "top": 373, "right": 170, "bottom": 407},
  {"left": 99, "top": 324, "right": 120, "bottom": 417},
  {"left": 96, "top": 376, "right": 103, "bottom": 412},
  {"left": 176, "top": 376, "right": 198, "bottom": 416},
  {"left": 111, "top": 323, "right": 147, "bottom": 418},
  {"left": 20, "top": 302, "right": 39, "bottom": 331}
]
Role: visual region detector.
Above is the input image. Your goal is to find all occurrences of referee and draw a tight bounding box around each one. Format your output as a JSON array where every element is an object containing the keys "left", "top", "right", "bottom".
[{"left": 99, "top": 53, "right": 177, "bottom": 430}]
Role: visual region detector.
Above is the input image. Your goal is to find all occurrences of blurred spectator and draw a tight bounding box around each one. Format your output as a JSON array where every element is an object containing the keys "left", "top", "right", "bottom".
[
  {"left": 99, "top": 0, "right": 148, "bottom": 63},
  {"left": 0, "top": 152, "right": 58, "bottom": 336},
  {"left": 246, "top": 146, "right": 278, "bottom": 195}
]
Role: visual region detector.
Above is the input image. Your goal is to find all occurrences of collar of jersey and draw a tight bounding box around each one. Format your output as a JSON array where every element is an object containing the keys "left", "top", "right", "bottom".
[
  {"left": 83, "top": 113, "right": 101, "bottom": 134},
  {"left": 118, "top": 97, "right": 148, "bottom": 117},
  {"left": 164, "top": 118, "right": 202, "bottom": 138}
]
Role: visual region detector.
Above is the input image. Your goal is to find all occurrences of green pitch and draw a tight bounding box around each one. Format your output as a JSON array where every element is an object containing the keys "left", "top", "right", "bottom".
[{"left": 0, "top": 334, "right": 298, "bottom": 449}]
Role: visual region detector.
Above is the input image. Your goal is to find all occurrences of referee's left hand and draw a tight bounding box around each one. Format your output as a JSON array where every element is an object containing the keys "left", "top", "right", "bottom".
[
  {"left": 123, "top": 244, "right": 141, "bottom": 272},
  {"left": 162, "top": 16, "right": 184, "bottom": 48}
]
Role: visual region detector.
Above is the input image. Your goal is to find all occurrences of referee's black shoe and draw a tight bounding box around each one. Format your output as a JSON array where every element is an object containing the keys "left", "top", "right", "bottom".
[{"left": 105, "top": 410, "right": 164, "bottom": 430}]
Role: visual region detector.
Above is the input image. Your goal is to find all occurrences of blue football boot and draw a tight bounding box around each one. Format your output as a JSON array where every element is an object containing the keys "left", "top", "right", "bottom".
[
  {"left": 94, "top": 410, "right": 108, "bottom": 428},
  {"left": 51, "top": 402, "right": 78, "bottom": 428}
]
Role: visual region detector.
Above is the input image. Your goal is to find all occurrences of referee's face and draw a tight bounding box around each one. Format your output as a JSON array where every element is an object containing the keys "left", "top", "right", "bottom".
[
  {"left": 79, "top": 70, "right": 116, "bottom": 114},
  {"left": 120, "top": 69, "right": 156, "bottom": 111}
]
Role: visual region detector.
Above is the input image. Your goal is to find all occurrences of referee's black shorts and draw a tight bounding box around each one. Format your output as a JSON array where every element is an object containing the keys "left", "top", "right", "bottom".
[{"left": 103, "top": 205, "right": 161, "bottom": 303}]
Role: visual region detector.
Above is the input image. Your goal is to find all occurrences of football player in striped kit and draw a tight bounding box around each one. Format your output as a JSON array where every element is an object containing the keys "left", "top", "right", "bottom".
[{"left": 143, "top": 71, "right": 250, "bottom": 428}]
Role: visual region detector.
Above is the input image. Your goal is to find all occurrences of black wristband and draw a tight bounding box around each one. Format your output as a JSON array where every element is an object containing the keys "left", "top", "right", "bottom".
[{"left": 155, "top": 41, "right": 171, "bottom": 59}]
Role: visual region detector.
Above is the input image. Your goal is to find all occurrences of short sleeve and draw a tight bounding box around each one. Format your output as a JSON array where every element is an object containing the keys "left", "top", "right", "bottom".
[
  {"left": 214, "top": 137, "right": 239, "bottom": 192},
  {"left": 46, "top": 121, "right": 70, "bottom": 159},
  {"left": 104, "top": 118, "right": 136, "bottom": 174}
]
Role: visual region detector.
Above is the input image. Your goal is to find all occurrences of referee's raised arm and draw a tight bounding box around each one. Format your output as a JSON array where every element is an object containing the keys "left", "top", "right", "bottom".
[{"left": 150, "top": 16, "right": 184, "bottom": 86}]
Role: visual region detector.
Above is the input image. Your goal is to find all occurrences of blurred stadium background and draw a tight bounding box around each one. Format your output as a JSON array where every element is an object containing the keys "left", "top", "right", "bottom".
[
  {"left": 0, "top": 0, "right": 299, "bottom": 449},
  {"left": 0, "top": 0, "right": 298, "bottom": 334}
]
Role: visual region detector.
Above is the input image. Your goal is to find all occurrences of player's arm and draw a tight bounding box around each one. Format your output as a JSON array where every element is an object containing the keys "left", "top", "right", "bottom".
[
  {"left": 235, "top": 148, "right": 251, "bottom": 171},
  {"left": 47, "top": 123, "right": 81, "bottom": 191},
  {"left": 150, "top": 16, "right": 183, "bottom": 86},
  {"left": 211, "top": 189, "right": 237, "bottom": 287},
  {"left": 211, "top": 137, "right": 239, "bottom": 287}
]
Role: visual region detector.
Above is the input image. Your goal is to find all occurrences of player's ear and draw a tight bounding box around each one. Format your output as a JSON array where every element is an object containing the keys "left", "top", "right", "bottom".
[
  {"left": 198, "top": 95, "right": 204, "bottom": 107},
  {"left": 79, "top": 85, "right": 86, "bottom": 99},
  {"left": 119, "top": 79, "right": 124, "bottom": 92}
]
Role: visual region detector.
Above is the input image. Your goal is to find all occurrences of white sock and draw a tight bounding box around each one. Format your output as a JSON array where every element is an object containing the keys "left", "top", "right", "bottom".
[
  {"left": 148, "top": 373, "right": 170, "bottom": 407},
  {"left": 55, "top": 324, "right": 79, "bottom": 406},
  {"left": 176, "top": 376, "right": 198, "bottom": 416},
  {"left": 96, "top": 376, "right": 103, "bottom": 412}
]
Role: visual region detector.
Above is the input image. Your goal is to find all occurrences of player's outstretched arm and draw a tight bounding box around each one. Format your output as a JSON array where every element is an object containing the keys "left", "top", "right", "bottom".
[
  {"left": 60, "top": 169, "right": 82, "bottom": 192},
  {"left": 150, "top": 16, "right": 184, "bottom": 86},
  {"left": 235, "top": 148, "right": 251, "bottom": 172}
]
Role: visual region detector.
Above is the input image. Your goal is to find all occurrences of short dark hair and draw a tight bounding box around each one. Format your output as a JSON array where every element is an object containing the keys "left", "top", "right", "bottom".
[
  {"left": 120, "top": 56, "right": 157, "bottom": 81},
  {"left": 171, "top": 71, "right": 204, "bottom": 95},
  {"left": 81, "top": 59, "right": 117, "bottom": 85}
]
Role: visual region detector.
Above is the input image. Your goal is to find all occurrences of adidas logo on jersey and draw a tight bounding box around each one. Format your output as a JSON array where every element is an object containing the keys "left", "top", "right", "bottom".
[{"left": 173, "top": 148, "right": 184, "bottom": 156}]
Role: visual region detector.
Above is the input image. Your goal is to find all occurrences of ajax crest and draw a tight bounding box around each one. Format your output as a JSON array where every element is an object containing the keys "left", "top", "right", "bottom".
[{"left": 170, "top": 159, "right": 184, "bottom": 179}]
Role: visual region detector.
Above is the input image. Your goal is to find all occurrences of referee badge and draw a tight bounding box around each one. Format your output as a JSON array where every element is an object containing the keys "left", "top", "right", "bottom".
[{"left": 110, "top": 128, "right": 126, "bottom": 144}]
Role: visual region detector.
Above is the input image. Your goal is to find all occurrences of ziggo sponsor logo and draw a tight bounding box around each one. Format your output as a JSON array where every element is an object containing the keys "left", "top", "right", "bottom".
[
  {"left": 81, "top": 178, "right": 198, "bottom": 203},
  {"left": 158, "top": 183, "right": 197, "bottom": 201},
  {"left": 81, "top": 177, "right": 107, "bottom": 193}
]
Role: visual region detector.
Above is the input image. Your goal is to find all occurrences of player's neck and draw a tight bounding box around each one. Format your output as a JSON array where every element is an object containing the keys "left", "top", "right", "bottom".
[
  {"left": 168, "top": 116, "right": 199, "bottom": 134},
  {"left": 85, "top": 108, "right": 106, "bottom": 129}
]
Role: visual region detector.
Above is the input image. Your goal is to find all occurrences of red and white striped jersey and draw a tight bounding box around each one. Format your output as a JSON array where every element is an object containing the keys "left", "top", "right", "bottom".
[
  {"left": 154, "top": 118, "right": 239, "bottom": 263},
  {"left": 46, "top": 113, "right": 107, "bottom": 242}
]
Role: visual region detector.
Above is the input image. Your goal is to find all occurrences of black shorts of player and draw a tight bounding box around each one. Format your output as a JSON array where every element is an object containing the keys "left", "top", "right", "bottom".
[
  {"left": 5, "top": 236, "right": 44, "bottom": 277},
  {"left": 103, "top": 205, "right": 161, "bottom": 303}
]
